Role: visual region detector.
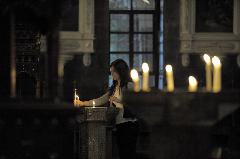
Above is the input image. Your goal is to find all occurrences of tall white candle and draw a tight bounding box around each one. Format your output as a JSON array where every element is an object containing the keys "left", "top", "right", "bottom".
[
  {"left": 203, "top": 54, "right": 212, "bottom": 91},
  {"left": 212, "top": 56, "right": 222, "bottom": 93},
  {"left": 92, "top": 100, "right": 96, "bottom": 108},
  {"left": 142, "top": 63, "right": 150, "bottom": 92},
  {"left": 188, "top": 76, "right": 198, "bottom": 92},
  {"left": 165, "top": 65, "right": 174, "bottom": 92},
  {"left": 130, "top": 69, "right": 140, "bottom": 92}
]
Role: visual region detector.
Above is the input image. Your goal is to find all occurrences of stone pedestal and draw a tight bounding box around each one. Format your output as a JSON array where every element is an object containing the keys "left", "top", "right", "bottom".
[{"left": 75, "top": 107, "right": 118, "bottom": 159}]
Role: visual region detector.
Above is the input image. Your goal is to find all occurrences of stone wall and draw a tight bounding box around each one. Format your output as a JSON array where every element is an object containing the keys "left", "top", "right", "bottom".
[
  {"left": 164, "top": 0, "right": 240, "bottom": 90},
  {"left": 63, "top": 0, "right": 109, "bottom": 101}
]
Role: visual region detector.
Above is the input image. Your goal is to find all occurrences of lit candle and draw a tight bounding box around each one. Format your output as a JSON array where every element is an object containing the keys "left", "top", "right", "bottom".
[
  {"left": 203, "top": 54, "right": 212, "bottom": 91},
  {"left": 92, "top": 100, "right": 96, "bottom": 108},
  {"left": 165, "top": 65, "right": 174, "bottom": 92},
  {"left": 188, "top": 76, "right": 198, "bottom": 92},
  {"left": 130, "top": 69, "right": 140, "bottom": 92},
  {"left": 73, "top": 89, "right": 80, "bottom": 106},
  {"left": 212, "top": 56, "right": 222, "bottom": 93},
  {"left": 142, "top": 63, "right": 150, "bottom": 92}
]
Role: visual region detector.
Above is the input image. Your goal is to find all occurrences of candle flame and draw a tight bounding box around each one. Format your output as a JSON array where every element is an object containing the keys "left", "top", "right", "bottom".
[
  {"left": 212, "top": 56, "right": 221, "bottom": 66},
  {"left": 165, "top": 65, "right": 173, "bottom": 72},
  {"left": 203, "top": 54, "right": 211, "bottom": 64},
  {"left": 130, "top": 69, "right": 139, "bottom": 81},
  {"left": 142, "top": 63, "right": 149, "bottom": 73},
  {"left": 188, "top": 76, "right": 197, "bottom": 85}
]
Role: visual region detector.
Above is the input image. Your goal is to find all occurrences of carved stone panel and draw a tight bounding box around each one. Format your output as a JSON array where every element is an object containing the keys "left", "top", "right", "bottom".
[
  {"left": 180, "top": 0, "right": 240, "bottom": 54},
  {"left": 40, "top": 0, "right": 95, "bottom": 54},
  {"left": 60, "top": 0, "right": 94, "bottom": 54}
]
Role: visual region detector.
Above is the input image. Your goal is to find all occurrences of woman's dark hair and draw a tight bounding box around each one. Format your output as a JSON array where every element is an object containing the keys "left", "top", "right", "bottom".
[{"left": 109, "top": 59, "right": 131, "bottom": 96}]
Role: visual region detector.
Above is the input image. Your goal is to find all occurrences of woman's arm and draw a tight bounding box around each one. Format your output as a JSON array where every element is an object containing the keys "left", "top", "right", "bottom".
[{"left": 81, "top": 92, "right": 109, "bottom": 106}]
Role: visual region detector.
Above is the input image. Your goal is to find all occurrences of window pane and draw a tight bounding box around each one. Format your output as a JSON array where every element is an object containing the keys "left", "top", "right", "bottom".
[
  {"left": 109, "top": 0, "right": 131, "bottom": 10},
  {"left": 134, "top": 34, "right": 153, "bottom": 52},
  {"left": 134, "top": 14, "right": 153, "bottom": 32},
  {"left": 110, "top": 34, "right": 129, "bottom": 52},
  {"left": 133, "top": 54, "right": 153, "bottom": 72},
  {"left": 111, "top": 14, "right": 129, "bottom": 32},
  {"left": 109, "top": 75, "right": 113, "bottom": 87},
  {"left": 110, "top": 54, "right": 130, "bottom": 66},
  {"left": 132, "top": 0, "right": 155, "bottom": 10}
]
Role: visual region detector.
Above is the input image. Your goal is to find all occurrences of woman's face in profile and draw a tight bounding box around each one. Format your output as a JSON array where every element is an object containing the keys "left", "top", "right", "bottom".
[{"left": 110, "top": 66, "right": 120, "bottom": 81}]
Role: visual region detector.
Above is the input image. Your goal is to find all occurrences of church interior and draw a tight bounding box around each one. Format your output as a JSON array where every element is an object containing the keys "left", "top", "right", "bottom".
[{"left": 0, "top": 0, "right": 240, "bottom": 159}]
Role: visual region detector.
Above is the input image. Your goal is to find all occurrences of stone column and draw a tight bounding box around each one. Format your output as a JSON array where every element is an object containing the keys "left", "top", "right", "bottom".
[
  {"left": 0, "top": 11, "right": 16, "bottom": 99},
  {"left": 46, "top": 27, "right": 60, "bottom": 101}
]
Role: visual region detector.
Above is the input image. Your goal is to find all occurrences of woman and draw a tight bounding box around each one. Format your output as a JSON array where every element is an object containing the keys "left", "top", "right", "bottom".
[{"left": 78, "top": 59, "right": 139, "bottom": 159}]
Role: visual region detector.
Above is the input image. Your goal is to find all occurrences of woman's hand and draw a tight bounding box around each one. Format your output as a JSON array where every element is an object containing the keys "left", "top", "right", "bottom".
[
  {"left": 109, "top": 96, "right": 122, "bottom": 104},
  {"left": 74, "top": 100, "right": 85, "bottom": 107},
  {"left": 78, "top": 100, "right": 85, "bottom": 107},
  {"left": 78, "top": 101, "right": 92, "bottom": 107}
]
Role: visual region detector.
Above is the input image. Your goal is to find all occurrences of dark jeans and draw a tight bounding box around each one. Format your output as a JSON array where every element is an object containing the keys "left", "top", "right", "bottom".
[{"left": 116, "top": 121, "right": 139, "bottom": 159}]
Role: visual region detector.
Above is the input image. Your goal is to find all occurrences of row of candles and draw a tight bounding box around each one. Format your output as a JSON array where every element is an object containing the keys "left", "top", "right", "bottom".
[
  {"left": 131, "top": 54, "right": 222, "bottom": 93},
  {"left": 73, "top": 54, "right": 222, "bottom": 106}
]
